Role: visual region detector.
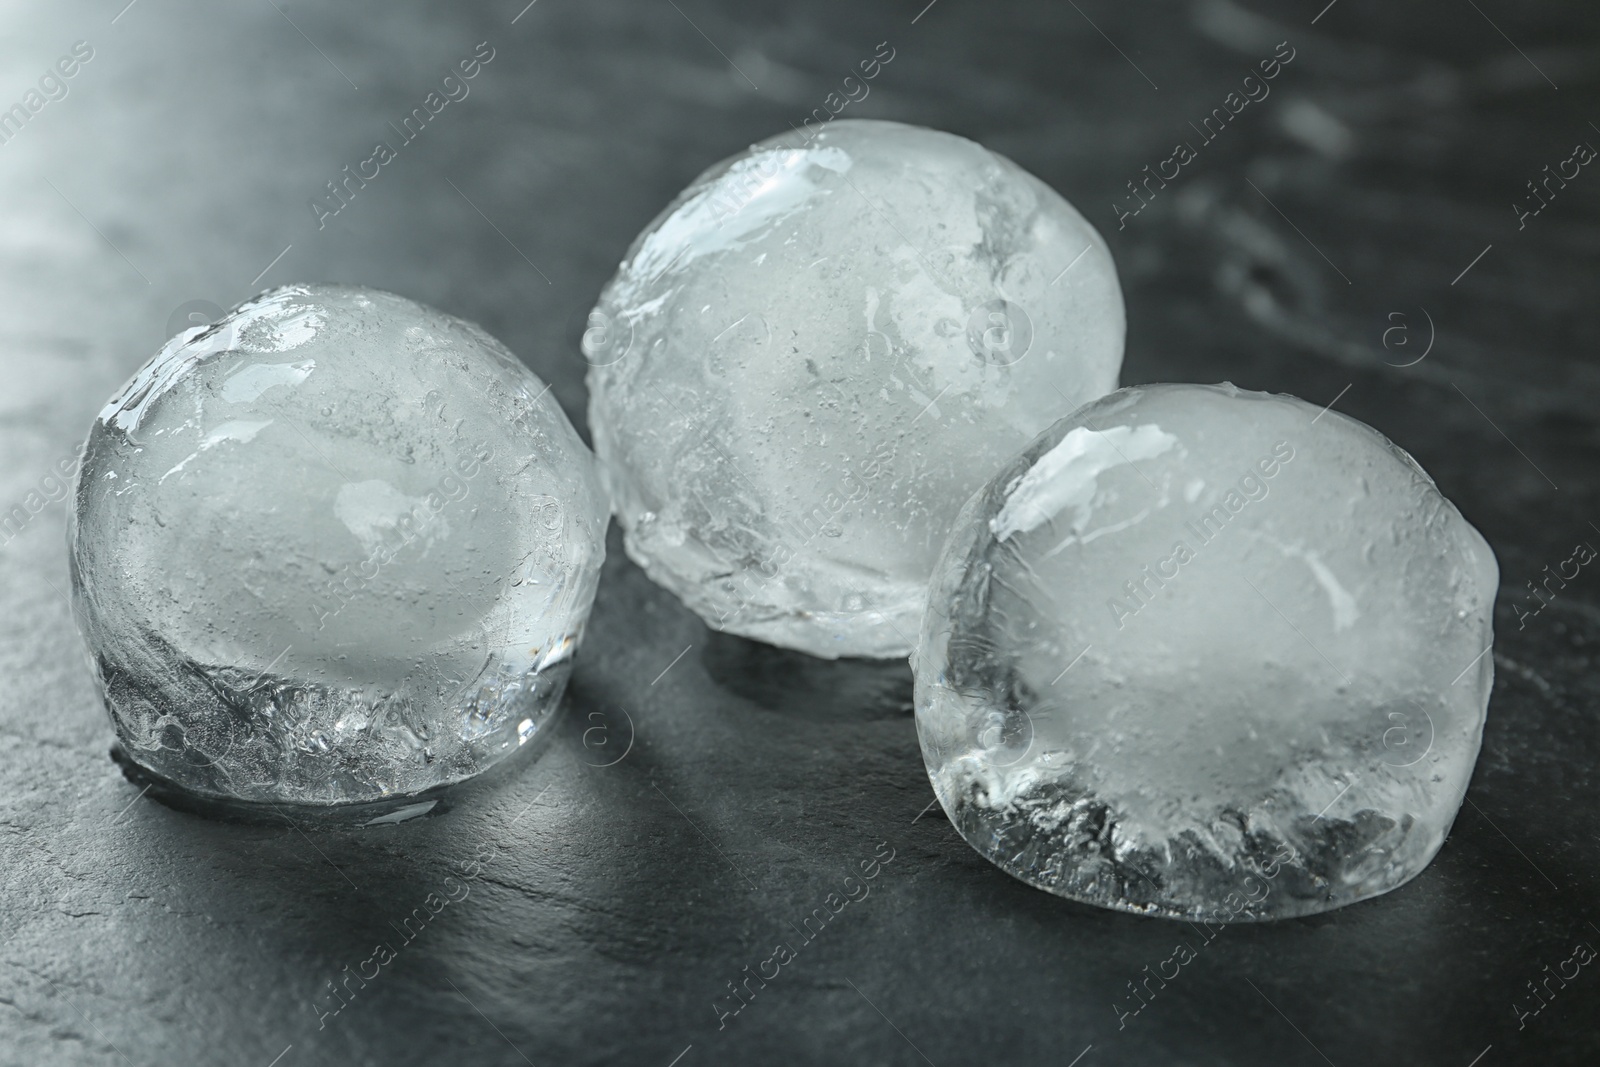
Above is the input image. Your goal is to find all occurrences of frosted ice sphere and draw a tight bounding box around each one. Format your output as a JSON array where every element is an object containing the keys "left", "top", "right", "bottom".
[
  {"left": 586, "top": 119, "right": 1124, "bottom": 659},
  {"left": 70, "top": 285, "right": 607, "bottom": 813},
  {"left": 914, "top": 383, "right": 1498, "bottom": 920}
]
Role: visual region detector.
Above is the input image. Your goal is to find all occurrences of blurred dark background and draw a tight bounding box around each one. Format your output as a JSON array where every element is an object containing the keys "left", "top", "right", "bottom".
[{"left": 2, "top": 1, "right": 1597, "bottom": 1064}]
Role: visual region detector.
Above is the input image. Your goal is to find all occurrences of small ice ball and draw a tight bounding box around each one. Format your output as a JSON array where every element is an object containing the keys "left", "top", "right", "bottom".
[
  {"left": 70, "top": 285, "right": 607, "bottom": 813},
  {"left": 914, "top": 383, "right": 1498, "bottom": 920},
  {"left": 586, "top": 119, "right": 1124, "bottom": 659}
]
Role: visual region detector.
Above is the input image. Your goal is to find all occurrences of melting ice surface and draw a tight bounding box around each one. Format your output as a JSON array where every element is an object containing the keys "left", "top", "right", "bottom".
[
  {"left": 586, "top": 119, "right": 1126, "bottom": 659},
  {"left": 914, "top": 383, "right": 1500, "bottom": 921},
  {"left": 990, "top": 424, "right": 1179, "bottom": 543},
  {"left": 70, "top": 285, "right": 608, "bottom": 809}
]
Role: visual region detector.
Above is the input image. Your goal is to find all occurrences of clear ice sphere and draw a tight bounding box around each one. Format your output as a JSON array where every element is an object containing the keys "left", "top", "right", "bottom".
[
  {"left": 914, "top": 383, "right": 1498, "bottom": 920},
  {"left": 69, "top": 284, "right": 607, "bottom": 811},
  {"left": 586, "top": 119, "right": 1124, "bottom": 659}
]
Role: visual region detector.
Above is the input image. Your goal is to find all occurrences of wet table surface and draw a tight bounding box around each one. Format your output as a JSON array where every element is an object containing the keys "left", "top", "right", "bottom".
[{"left": 3, "top": 1, "right": 1598, "bottom": 1064}]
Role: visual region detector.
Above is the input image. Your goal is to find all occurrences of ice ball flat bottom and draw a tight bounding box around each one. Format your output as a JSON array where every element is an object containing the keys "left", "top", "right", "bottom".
[{"left": 914, "top": 383, "right": 1498, "bottom": 920}]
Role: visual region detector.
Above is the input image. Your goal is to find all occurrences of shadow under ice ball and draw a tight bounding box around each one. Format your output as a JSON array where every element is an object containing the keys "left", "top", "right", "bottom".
[
  {"left": 70, "top": 285, "right": 606, "bottom": 811},
  {"left": 587, "top": 119, "right": 1124, "bottom": 659},
  {"left": 915, "top": 384, "right": 1498, "bottom": 920}
]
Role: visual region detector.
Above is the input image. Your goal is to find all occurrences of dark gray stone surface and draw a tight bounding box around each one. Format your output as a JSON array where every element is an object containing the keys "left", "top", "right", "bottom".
[{"left": 2, "top": 0, "right": 1597, "bottom": 1064}]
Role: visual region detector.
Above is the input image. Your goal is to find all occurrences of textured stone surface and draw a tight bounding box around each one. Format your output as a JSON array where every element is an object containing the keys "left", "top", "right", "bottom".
[
  {"left": 916, "top": 383, "right": 1498, "bottom": 920},
  {"left": 587, "top": 119, "right": 1123, "bottom": 658},
  {"left": 2, "top": 1, "right": 1598, "bottom": 1065},
  {"left": 71, "top": 284, "right": 605, "bottom": 809}
]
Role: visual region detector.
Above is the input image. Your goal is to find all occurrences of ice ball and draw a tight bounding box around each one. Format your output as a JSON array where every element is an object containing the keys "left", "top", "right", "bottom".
[
  {"left": 914, "top": 383, "right": 1498, "bottom": 920},
  {"left": 586, "top": 119, "right": 1124, "bottom": 659},
  {"left": 70, "top": 284, "right": 607, "bottom": 814}
]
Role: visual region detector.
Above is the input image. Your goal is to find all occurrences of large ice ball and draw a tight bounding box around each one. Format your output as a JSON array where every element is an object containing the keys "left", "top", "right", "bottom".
[
  {"left": 915, "top": 383, "right": 1498, "bottom": 920},
  {"left": 70, "top": 285, "right": 607, "bottom": 814},
  {"left": 586, "top": 119, "right": 1124, "bottom": 659}
]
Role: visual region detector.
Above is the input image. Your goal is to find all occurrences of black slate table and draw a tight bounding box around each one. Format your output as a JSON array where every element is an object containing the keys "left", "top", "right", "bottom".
[{"left": 3, "top": 1, "right": 1598, "bottom": 1064}]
